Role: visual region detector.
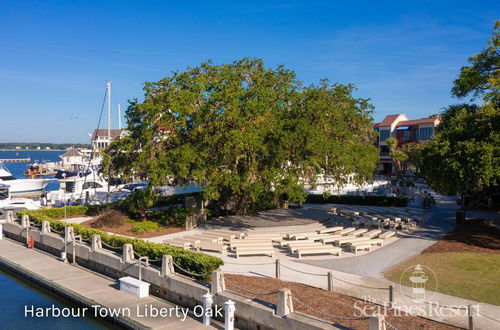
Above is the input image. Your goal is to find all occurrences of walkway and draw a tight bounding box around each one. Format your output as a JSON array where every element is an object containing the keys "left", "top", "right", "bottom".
[{"left": 0, "top": 238, "right": 217, "bottom": 330}]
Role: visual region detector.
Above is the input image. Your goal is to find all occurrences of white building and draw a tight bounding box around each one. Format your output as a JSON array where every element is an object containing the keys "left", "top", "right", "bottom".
[{"left": 91, "top": 129, "right": 127, "bottom": 150}]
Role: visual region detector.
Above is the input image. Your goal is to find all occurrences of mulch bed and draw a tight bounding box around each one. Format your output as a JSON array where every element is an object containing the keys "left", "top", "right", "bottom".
[
  {"left": 79, "top": 218, "right": 184, "bottom": 238},
  {"left": 225, "top": 274, "right": 458, "bottom": 330},
  {"left": 423, "top": 223, "right": 500, "bottom": 254}
]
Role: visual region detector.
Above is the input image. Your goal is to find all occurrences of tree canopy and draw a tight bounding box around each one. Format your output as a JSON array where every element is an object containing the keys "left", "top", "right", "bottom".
[
  {"left": 420, "top": 104, "right": 499, "bottom": 195},
  {"left": 104, "top": 58, "right": 378, "bottom": 214},
  {"left": 420, "top": 22, "right": 500, "bottom": 196},
  {"left": 452, "top": 21, "right": 499, "bottom": 105}
]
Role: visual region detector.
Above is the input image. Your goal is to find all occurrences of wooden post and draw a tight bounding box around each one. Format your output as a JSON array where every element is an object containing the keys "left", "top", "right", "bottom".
[
  {"left": 275, "top": 259, "right": 280, "bottom": 279},
  {"left": 389, "top": 285, "right": 394, "bottom": 305},
  {"left": 327, "top": 271, "right": 333, "bottom": 291},
  {"left": 468, "top": 305, "right": 474, "bottom": 330}
]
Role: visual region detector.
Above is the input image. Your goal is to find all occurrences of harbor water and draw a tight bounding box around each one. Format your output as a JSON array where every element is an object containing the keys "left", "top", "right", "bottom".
[
  {"left": 0, "top": 268, "right": 111, "bottom": 329},
  {"left": 0, "top": 150, "right": 65, "bottom": 192}
]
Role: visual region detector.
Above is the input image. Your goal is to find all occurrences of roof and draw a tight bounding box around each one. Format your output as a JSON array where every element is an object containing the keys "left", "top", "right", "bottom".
[
  {"left": 379, "top": 114, "right": 401, "bottom": 126},
  {"left": 396, "top": 117, "right": 439, "bottom": 126},
  {"left": 60, "top": 147, "right": 83, "bottom": 158},
  {"left": 92, "top": 129, "right": 124, "bottom": 140}
]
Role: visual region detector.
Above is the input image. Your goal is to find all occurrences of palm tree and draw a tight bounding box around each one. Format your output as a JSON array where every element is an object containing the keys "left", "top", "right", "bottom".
[{"left": 385, "top": 137, "right": 408, "bottom": 177}]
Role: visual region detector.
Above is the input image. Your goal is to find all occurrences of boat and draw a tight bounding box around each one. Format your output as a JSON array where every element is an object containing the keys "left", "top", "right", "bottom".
[
  {"left": 53, "top": 166, "right": 125, "bottom": 206},
  {"left": 0, "top": 183, "right": 41, "bottom": 214},
  {"left": 0, "top": 163, "right": 51, "bottom": 195}
]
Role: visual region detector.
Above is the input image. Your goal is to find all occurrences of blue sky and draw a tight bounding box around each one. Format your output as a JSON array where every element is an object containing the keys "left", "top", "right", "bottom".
[{"left": 0, "top": 1, "right": 498, "bottom": 143}]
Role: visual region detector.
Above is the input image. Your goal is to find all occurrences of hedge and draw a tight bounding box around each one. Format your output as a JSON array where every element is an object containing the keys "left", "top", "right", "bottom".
[
  {"left": 305, "top": 194, "right": 408, "bottom": 206},
  {"left": 17, "top": 207, "right": 223, "bottom": 276}
]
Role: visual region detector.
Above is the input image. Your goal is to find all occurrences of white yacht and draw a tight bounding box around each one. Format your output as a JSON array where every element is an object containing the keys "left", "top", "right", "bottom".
[
  {"left": 53, "top": 166, "right": 125, "bottom": 206},
  {"left": 0, "top": 184, "right": 41, "bottom": 214},
  {"left": 0, "top": 163, "right": 51, "bottom": 195}
]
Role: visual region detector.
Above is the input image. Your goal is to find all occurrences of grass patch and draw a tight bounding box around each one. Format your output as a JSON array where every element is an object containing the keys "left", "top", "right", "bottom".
[{"left": 385, "top": 252, "right": 500, "bottom": 305}]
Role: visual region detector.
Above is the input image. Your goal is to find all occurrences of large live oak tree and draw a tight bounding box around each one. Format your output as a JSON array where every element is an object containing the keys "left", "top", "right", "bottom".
[{"left": 104, "top": 58, "right": 378, "bottom": 214}]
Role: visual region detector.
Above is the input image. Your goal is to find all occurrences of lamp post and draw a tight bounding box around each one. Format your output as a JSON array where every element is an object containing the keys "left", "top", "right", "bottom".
[{"left": 61, "top": 172, "right": 67, "bottom": 262}]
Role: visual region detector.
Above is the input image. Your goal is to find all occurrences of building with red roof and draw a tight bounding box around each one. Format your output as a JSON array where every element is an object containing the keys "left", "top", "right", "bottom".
[{"left": 373, "top": 114, "right": 440, "bottom": 175}]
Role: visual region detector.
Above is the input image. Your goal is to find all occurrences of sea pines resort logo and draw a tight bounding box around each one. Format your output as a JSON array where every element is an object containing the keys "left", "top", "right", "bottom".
[
  {"left": 24, "top": 303, "right": 223, "bottom": 321},
  {"left": 354, "top": 264, "right": 480, "bottom": 318}
]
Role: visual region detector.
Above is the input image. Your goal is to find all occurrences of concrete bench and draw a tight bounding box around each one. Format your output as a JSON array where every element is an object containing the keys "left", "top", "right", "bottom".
[
  {"left": 187, "top": 235, "right": 220, "bottom": 244},
  {"left": 244, "top": 234, "right": 284, "bottom": 242},
  {"left": 197, "top": 233, "right": 225, "bottom": 243},
  {"left": 379, "top": 231, "right": 396, "bottom": 239},
  {"left": 401, "top": 222, "right": 417, "bottom": 231},
  {"left": 230, "top": 241, "right": 274, "bottom": 250},
  {"left": 289, "top": 243, "right": 325, "bottom": 252},
  {"left": 295, "top": 246, "right": 342, "bottom": 259},
  {"left": 350, "top": 243, "right": 371, "bottom": 254},
  {"left": 164, "top": 239, "right": 195, "bottom": 249},
  {"left": 236, "top": 249, "right": 275, "bottom": 258},
  {"left": 201, "top": 232, "right": 236, "bottom": 241},
  {"left": 207, "top": 230, "right": 245, "bottom": 238},
  {"left": 288, "top": 232, "right": 318, "bottom": 240},
  {"left": 318, "top": 226, "right": 343, "bottom": 234},
  {"left": 363, "top": 229, "right": 382, "bottom": 238},
  {"left": 335, "top": 236, "right": 373, "bottom": 246},
  {"left": 350, "top": 229, "right": 368, "bottom": 236},
  {"left": 338, "top": 227, "right": 356, "bottom": 235},
  {"left": 196, "top": 243, "right": 227, "bottom": 254},
  {"left": 319, "top": 235, "right": 344, "bottom": 244}
]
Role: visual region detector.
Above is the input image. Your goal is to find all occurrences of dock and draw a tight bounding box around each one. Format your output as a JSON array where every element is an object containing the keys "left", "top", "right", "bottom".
[
  {"left": 0, "top": 158, "right": 31, "bottom": 163},
  {"left": 0, "top": 238, "right": 216, "bottom": 330}
]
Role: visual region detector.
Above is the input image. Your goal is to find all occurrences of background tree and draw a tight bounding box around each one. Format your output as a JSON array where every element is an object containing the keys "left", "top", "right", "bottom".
[
  {"left": 452, "top": 20, "right": 499, "bottom": 105},
  {"left": 399, "top": 142, "right": 426, "bottom": 174},
  {"left": 420, "top": 104, "right": 499, "bottom": 196},
  {"left": 104, "top": 58, "right": 379, "bottom": 215},
  {"left": 420, "top": 22, "right": 500, "bottom": 200}
]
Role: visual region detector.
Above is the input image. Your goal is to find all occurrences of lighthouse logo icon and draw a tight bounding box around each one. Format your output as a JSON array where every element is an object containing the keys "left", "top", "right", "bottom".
[
  {"left": 409, "top": 264, "right": 428, "bottom": 298},
  {"left": 399, "top": 264, "right": 437, "bottom": 301}
]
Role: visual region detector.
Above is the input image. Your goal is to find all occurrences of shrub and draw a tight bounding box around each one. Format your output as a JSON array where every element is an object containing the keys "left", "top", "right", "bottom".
[
  {"left": 17, "top": 207, "right": 223, "bottom": 276},
  {"left": 120, "top": 188, "right": 158, "bottom": 219},
  {"left": 305, "top": 194, "right": 408, "bottom": 206},
  {"left": 91, "top": 210, "right": 126, "bottom": 229},
  {"left": 131, "top": 221, "right": 161, "bottom": 234}
]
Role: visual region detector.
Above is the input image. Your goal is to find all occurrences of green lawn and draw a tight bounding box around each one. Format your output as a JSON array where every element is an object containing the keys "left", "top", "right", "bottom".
[{"left": 384, "top": 252, "right": 500, "bottom": 305}]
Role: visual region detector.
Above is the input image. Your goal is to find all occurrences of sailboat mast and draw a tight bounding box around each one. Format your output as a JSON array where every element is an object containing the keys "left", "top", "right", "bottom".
[
  {"left": 107, "top": 81, "right": 111, "bottom": 140},
  {"left": 118, "top": 104, "right": 122, "bottom": 130}
]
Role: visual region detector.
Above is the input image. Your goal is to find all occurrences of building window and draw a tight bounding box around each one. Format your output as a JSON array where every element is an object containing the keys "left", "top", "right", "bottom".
[
  {"left": 402, "top": 130, "right": 410, "bottom": 141},
  {"left": 379, "top": 130, "right": 390, "bottom": 141},
  {"left": 419, "top": 127, "right": 434, "bottom": 141}
]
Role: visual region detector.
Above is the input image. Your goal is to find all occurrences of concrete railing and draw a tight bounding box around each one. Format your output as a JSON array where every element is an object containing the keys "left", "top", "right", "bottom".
[{"left": 1, "top": 216, "right": 347, "bottom": 330}]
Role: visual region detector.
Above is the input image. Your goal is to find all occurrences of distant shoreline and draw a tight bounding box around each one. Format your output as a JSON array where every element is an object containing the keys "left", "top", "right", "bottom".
[{"left": 0, "top": 149, "right": 66, "bottom": 151}]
